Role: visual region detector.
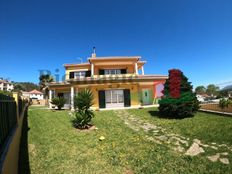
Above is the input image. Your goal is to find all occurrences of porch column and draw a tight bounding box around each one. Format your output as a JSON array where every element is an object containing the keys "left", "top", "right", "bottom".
[
  {"left": 71, "top": 86, "right": 74, "bottom": 111},
  {"left": 141, "top": 66, "right": 144, "bottom": 75},
  {"left": 135, "top": 62, "right": 138, "bottom": 75},
  {"left": 91, "top": 63, "right": 94, "bottom": 76},
  {"left": 49, "top": 89, "right": 52, "bottom": 109}
]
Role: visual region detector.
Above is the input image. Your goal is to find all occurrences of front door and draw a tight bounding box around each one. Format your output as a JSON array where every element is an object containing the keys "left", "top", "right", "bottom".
[
  {"left": 105, "top": 90, "right": 124, "bottom": 108},
  {"left": 142, "top": 89, "right": 151, "bottom": 105}
]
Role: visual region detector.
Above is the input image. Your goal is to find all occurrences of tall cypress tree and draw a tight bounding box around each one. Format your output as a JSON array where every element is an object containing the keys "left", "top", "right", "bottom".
[{"left": 159, "top": 69, "right": 199, "bottom": 118}]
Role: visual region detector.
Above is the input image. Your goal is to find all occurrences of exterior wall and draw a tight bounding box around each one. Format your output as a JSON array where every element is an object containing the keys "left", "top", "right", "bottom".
[
  {"left": 85, "top": 83, "right": 140, "bottom": 108},
  {"left": 6, "top": 84, "right": 14, "bottom": 91},
  {"left": 65, "top": 63, "right": 137, "bottom": 80},
  {"left": 31, "top": 99, "right": 46, "bottom": 105},
  {"left": 0, "top": 83, "right": 3, "bottom": 90},
  {"left": 65, "top": 65, "right": 91, "bottom": 80},
  {"left": 30, "top": 93, "right": 44, "bottom": 100},
  {"left": 0, "top": 82, "right": 14, "bottom": 91}
]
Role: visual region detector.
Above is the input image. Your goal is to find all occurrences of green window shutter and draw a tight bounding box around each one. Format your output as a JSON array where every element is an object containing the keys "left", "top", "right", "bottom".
[
  {"left": 85, "top": 70, "right": 91, "bottom": 77},
  {"left": 121, "top": 69, "right": 127, "bottom": 74},
  {"left": 99, "top": 69, "right": 105, "bottom": 75},
  {"left": 124, "top": 89, "right": 131, "bottom": 107},
  {"left": 69, "top": 72, "right": 74, "bottom": 79},
  {"left": 98, "top": 90, "right": 106, "bottom": 108}
]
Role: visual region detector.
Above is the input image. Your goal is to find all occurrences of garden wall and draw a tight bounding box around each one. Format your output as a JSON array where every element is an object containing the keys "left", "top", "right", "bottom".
[
  {"left": 200, "top": 103, "right": 232, "bottom": 113},
  {"left": 0, "top": 92, "right": 28, "bottom": 174}
]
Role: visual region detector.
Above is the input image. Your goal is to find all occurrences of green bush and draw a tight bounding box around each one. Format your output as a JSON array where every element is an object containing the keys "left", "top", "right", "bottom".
[
  {"left": 73, "top": 89, "right": 94, "bottom": 129},
  {"left": 159, "top": 69, "right": 199, "bottom": 118},
  {"left": 51, "top": 97, "right": 66, "bottom": 110},
  {"left": 219, "top": 98, "right": 231, "bottom": 110},
  {"left": 0, "top": 90, "right": 13, "bottom": 96}
]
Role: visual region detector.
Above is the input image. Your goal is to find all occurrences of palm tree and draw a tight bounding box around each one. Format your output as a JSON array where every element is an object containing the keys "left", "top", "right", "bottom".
[{"left": 39, "top": 74, "right": 54, "bottom": 100}]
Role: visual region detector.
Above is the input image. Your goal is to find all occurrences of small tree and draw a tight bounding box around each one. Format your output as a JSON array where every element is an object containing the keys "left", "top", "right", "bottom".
[
  {"left": 39, "top": 74, "right": 54, "bottom": 100},
  {"left": 159, "top": 69, "right": 199, "bottom": 118},
  {"left": 195, "top": 86, "right": 206, "bottom": 95},
  {"left": 206, "top": 84, "right": 219, "bottom": 98},
  {"left": 73, "top": 89, "right": 94, "bottom": 129},
  {"left": 51, "top": 97, "right": 66, "bottom": 110}
]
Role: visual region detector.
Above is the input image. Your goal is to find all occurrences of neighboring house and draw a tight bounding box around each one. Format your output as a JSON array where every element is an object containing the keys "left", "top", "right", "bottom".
[
  {"left": 29, "top": 90, "right": 44, "bottom": 100},
  {"left": 0, "top": 80, "right": 14, "bottom": 91},
  {"left": 48, "top": 52, "right": 167, "bottom": 110},
  {"left": 21, "top": 91, "right": 30, "bottom": 99},
  {"left": 197, "top": 94, "right": 210, "bottom": 102},
  {"left": 197, "top": 94, "right": 205, "bottom": 102}
]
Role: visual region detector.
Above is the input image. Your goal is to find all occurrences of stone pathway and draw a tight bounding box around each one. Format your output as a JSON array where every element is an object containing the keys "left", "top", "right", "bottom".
[{"left": 114, "top": 110, "right": 232, "bottom": 165}]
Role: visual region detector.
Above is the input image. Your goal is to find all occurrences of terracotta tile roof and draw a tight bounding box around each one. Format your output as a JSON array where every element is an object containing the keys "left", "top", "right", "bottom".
[{"left": 29, "top": 89, "right": 43, "bottom": 94}]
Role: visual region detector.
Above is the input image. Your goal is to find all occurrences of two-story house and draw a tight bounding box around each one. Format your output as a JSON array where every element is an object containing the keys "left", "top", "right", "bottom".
[
  {"left": 48, "top": 52, "right": 167, "bottom": 110},
  {"left": 0, "top": 80, "right": 14, "bottom": 91}
]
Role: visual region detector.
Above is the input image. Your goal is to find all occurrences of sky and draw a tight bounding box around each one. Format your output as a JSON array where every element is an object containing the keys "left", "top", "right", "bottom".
[{"left": 0, "top": 0, "right": 232, "bottom": 88}]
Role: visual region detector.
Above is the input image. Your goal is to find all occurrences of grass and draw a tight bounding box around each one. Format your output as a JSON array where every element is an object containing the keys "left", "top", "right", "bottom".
[
  {"left": 128, "top": 108, "right": 232, "bottom": 145},
  {"left": 19, "top": 106, "right": 232, "bottom": 174}
]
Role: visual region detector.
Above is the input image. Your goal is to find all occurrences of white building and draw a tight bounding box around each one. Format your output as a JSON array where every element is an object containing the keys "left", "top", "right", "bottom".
[
  {"left": 29, "top": 90, "right": 44, "bottom": 100},
  {"left": 0, "top": 80, "right": 14, "bottom": 91}
]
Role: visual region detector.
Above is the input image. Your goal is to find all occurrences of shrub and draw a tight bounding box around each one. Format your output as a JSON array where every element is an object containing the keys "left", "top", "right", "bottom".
[
  {"left": 219, "top": 98, "right": 231, "bottom": 111},
  {"left": 158, "top": 69, "right": 199, "bottom": 118},
  {"left": 51, "top": 97, "right": 66, "bottom": 110},
  {"left": 73, "top": 89, "right": 94, "bottom": 129}
]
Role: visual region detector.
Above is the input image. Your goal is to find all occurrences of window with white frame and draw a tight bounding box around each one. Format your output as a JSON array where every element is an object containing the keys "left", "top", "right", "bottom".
[
  {"left": 104, "top": 69, "right": 121, "bottom": 75},
  {"left": 74, "top": 71, "right": 86, "bottom": 78}
]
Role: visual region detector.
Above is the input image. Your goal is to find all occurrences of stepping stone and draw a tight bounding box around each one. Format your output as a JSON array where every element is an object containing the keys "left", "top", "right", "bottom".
[
  {"left": 185, "top": 142, "right": 205, "bottom": 156},
  {"left": 193, "top": 139, "right": 201, "bottom": 144},
  {"left": 207, "top": 153, "right": 220, "bottom": 162},
  {"left": 220, "top": 152, "right": 228, "bottom": 156},
  {"left": 210, "top": 146, "right": 218, "bottom": 150},
  {"left": 219, "top": 158, "right": 229, "bottom": 164},
  {"left": 157, "top": 135, "right": 168, "bottom": 141},
  {"left": 153, "top": 130, "right": 159, "bottom": 133}
]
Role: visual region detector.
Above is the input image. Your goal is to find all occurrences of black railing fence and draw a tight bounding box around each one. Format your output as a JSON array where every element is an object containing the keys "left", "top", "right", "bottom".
[{"left": 0, "top": 94, "right": 17, "bottom": 156}]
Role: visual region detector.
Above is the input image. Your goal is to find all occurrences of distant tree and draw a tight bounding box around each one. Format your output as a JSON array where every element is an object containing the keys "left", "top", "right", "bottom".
[
  {"left": 195, "top": 86, "right": 206, "bottom": 95},
  {"left": 206, "top": 84, "right": 220, "bottom": 97},
  {"left": 13, "top": 84, "right": 25, "bottom": 92},
  {"left": 13, "top": 82, "right": 39, "bottom": 92},
  {"left": 39, "top": 75, "right": 54, "bottom": 99}
]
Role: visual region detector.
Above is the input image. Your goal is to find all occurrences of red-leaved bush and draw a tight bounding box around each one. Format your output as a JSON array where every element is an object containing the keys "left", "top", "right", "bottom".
[{"left": 169, "top": 69, "right": 181, "bottom": 98}]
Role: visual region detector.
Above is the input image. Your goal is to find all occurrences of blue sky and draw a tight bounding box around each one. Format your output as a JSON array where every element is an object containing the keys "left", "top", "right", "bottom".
[{"left": 0, "top": 0, "right": 232, "bottom": 88}]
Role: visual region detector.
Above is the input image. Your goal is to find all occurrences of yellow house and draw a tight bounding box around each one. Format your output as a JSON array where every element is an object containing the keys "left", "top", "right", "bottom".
[{"left": 48, "top": 52, "right": 167, "bottom": 110}]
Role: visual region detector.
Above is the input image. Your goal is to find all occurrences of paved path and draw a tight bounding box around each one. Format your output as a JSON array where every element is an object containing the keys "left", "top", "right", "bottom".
[{"left": 114, "top": 110, "right": 232, "bottom": 165}]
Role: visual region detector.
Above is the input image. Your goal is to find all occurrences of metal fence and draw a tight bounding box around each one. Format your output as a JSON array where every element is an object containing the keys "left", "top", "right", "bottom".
[
  {"left": 0, "top": 94, "right": 17, "bottom": 156},
  {"left": 200, "top": 103, "right": 232, "bottom": 113}
]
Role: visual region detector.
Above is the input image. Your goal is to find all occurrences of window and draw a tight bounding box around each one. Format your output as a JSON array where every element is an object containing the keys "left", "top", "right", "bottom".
[
  {"left": 104, "top": 69, "right": 121, "bottom": 75},
  {"left": 105, "top": 90, "right": 124, "bottom": 104},
  {"left": 74, "top": 71, "right": 86, "bottom": 78}
]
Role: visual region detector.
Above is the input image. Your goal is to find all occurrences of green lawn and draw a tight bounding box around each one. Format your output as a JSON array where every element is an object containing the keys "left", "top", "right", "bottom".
[{"left": 19, "top": 107, "right": 232, "bottom": 174}]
